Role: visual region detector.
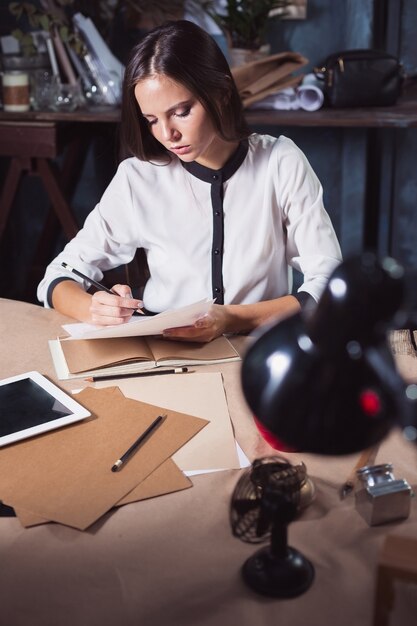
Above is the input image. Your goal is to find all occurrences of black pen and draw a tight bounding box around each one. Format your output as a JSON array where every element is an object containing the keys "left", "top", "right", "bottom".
[
  {"left": 61, "top": 262, "right": 144, "bottom": 314},
  {"left": 111, "top": 414, "right": 166, "bottom": 472},
  {"left": 339, "top": 446, "right": 378, "bottom": 500},
  {"left": 85, "top": 366, "right": 189, "bottom": 383}
]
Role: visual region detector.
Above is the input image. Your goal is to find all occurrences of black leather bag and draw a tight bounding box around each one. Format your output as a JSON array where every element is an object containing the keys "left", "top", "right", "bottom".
[{"left": 315, "top": 49, "right": 403, "bottom": 107}]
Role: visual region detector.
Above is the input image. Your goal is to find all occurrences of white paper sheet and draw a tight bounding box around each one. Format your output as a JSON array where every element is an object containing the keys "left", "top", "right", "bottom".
[{"left": 62, "top": 299, "right": 214, "bottom": 340}]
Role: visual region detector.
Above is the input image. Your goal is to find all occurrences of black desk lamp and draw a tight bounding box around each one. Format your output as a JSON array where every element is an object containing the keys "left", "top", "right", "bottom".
[{"left": 241, "top": 253, "right": 417, "bottom": 455}]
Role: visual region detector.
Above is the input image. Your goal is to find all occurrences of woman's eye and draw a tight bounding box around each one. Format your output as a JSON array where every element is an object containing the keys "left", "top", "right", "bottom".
[{"left": 176, "top": 107, "right": 191, "bottom": 118}]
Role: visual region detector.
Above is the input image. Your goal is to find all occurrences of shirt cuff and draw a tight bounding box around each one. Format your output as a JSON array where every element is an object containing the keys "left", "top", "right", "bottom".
[
  {"left": 46, "top": 277, "right": 77, "bottom": 308},
  {"left": 293, "top": 291, "right": 317, "bottom": 314}
]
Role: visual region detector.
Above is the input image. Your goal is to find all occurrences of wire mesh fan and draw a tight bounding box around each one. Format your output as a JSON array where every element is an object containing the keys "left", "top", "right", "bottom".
[
  {"left": 230, "top": 456, "right": 305, "bottom": 543},
  {"left": 230, "top": 456, "right": 315, "bottom": 598}
]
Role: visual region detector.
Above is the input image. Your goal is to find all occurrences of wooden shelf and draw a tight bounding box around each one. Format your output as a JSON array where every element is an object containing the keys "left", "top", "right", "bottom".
[
  {"left": 245, "top": 101, "right": 417, "bottom": 128},
  {"left": 0, "top": 106, "right": 120, "bottom": 124},
  {"left": 0, "top": 88, "right": 416, "bottom": 128}
]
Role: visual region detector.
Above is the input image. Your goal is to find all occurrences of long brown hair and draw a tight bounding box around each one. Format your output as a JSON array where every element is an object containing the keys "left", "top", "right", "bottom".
[{"left": 120, "top": 20, "right": 250, "bottom": 162}]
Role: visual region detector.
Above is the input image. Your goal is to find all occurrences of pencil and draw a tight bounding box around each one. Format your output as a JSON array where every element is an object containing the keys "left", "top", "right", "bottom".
[
  {"left": 85, "top": 367, "right": 190, "bottom": 383},
  {"left": 111, "top": 414, "right": 166, "bottom": 472},
  {"left": 61, "top": 262, "right": 145, "bottom": 314},
  {"left": 339, "top": 445, "right": 379, "bottom": 499}
]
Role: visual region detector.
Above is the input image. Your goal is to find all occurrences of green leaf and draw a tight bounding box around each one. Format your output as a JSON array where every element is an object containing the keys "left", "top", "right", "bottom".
[
  {"left": 207, "top": 0, "right": 290, "bottom": 47},
  {"left": 8, "top": 2, "right": 23, "bottom": 20},
  {"left": 59, "top": 25, "right": 69, "bottom": 42},
  {"left": 39, "top": 14, "right": 50, "bottom": 32},
  {"left": 21, "top": 33, "right": 33, "bottom": 45},
  {"left": 10, "top": 28, "right": 24, "bottom": 40}
]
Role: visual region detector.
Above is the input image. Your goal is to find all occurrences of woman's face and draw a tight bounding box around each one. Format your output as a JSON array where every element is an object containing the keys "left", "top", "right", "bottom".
[{"left": 134, "top": 74, "right": 232, "bottom": 169}]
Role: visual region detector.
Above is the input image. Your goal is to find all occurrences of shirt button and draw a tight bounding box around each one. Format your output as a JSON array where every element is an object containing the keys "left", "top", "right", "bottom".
[
  {"left": 215, "top": 287, "right": 221, "bottom": 293},
  {"left": 215, "top": 211, "right": 221, "bottom": 216},
  {"left": 214, "top": 248, "right": 220, "bottom": 255},
  {"left": 212, "top": 174, "right": 219, "bottom": 181}
]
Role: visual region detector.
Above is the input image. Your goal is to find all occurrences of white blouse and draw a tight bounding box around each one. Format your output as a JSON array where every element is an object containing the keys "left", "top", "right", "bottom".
[{"left": 37, "top": 133, "right": 342, "bottom": 312}]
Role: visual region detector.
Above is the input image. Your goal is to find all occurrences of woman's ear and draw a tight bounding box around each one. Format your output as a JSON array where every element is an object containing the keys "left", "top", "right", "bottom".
[{"left": 220, "top": 80, "right": 233, "bottom": 106}]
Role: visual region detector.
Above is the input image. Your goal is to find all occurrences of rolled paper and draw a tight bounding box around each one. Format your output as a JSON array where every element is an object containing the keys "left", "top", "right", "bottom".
[
  {"left": 45, "top": 35, "right": 60, "bottom": 77},
  {"left": 52, "top": 30, "right": 77, "bottom": 85}
]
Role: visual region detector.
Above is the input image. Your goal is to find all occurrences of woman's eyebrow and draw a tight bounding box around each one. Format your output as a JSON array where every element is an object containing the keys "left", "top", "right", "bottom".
[{"left": 142, "top": 99, "right": 192, "bottom": 118}]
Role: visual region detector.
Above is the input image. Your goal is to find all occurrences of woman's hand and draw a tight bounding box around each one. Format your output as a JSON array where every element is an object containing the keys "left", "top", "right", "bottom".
[
  {"left": 89, "top": 284, "right": 143, "bottom": 326},
  {"left": 163, "top": 304, "right": 229, "bottom": 342},
  {"left": 161, "top": 296, "right": 302, "bottom": 343}
]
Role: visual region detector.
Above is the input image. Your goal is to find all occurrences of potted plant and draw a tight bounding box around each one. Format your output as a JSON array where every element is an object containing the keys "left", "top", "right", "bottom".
[
  {"left": 207, "top": 0, "right": 290, "bottom": 65},
  {"left": 8, "top": 1, "right": 86, "bottom": 55},
  {"left": 6, "top": 1, "right": 91, "bottom": 110}
]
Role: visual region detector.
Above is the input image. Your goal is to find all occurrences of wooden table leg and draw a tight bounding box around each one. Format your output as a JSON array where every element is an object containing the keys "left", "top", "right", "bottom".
[
  {"left": 24, "top": 133, "right": 92, "bottom": 300},
  {"left": 33, "top": 134, "right": 88, "bottom": 262},
  {"left": 373, "top": 535, "right": 417, "bottom": 626},
  {"left": 36, "top": 157, "right": 79, "bottom": 240},
  {"left": 373, "top": 564, "right": 395, "bottom": 626},
  {"left": 0, "top": 157, "right": 24, "bottom": 241}
]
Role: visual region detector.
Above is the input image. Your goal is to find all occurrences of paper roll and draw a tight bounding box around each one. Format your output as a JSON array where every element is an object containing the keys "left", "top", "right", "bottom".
[{"left": 296, "top": 84, "right": 324, "bottom": 111}]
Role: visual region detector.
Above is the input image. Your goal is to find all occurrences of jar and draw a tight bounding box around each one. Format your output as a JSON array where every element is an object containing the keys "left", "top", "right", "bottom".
[{"left": 2, "top": 71, "right": 30, "bottom": 112}]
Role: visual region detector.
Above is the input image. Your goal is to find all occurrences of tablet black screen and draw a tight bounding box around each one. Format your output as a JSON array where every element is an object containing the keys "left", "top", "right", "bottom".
[{"left": 0, "top": 378, "right": 72, "bottom": 437}]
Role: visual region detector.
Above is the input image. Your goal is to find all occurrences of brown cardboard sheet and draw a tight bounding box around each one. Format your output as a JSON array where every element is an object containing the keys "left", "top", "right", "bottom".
[
  {"left": 0, "top": 387, "right": 207, "bottom": 530},
  {"left": 231, "top": 51, "right": 308, "bottom": 107},
  {"left": 93, "top": 372, "right": 241, "bottom": 473},
  {"left": 13, "top": 457, "right": 192, "bottom": 527}
]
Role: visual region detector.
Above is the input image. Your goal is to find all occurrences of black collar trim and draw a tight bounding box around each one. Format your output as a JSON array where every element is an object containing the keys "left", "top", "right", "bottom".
[{"left": 181, "top": 139, "right": 249, "bottom": 183}]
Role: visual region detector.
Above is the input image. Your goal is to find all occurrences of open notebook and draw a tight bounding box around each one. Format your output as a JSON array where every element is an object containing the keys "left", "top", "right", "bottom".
[{"left": 49, "top": 335, "right": 241, "bottom": 380}]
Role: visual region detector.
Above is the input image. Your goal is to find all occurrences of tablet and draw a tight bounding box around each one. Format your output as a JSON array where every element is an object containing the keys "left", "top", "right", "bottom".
[{"left": 0, "top": 371, "right": 91, "bottom": 447}]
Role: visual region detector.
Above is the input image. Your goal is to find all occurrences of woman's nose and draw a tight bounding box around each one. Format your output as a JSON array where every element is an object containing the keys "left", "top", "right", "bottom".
[{"left": 161, "top": 122, "right": 180, "bottom": 142}]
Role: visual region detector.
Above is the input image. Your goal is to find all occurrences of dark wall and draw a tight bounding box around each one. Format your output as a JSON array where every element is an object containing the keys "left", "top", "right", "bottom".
[
  {"left": 268, "top": 0, "right": 373, "bottom": 67},
  {"left": 390, "top": 0, "right": 417, "bottom": 271},
  {"left": 265, "top": 0, "right": 417, "bottom": 275}
]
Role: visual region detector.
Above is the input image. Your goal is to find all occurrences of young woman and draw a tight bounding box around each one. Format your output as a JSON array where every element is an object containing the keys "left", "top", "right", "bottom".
[{"left": 37, "top": 20, "right": 342, "bottom": 343}]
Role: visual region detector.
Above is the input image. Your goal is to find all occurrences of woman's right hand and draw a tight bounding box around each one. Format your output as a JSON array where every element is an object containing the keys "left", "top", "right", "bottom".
[{"left": 89, "top": 284, "right": 143, "bottom": 325}]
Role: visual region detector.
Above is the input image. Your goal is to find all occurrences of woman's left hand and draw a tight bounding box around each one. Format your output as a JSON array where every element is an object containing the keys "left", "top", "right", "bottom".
[
  {"left": 161, "top": 295, "right": 301, "bottom": 343},
  {"left": 162, "top": 304, "right": 229, "bottom": 342}
]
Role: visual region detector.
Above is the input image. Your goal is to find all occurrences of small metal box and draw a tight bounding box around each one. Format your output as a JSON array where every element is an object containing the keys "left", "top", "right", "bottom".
[{"left": 355, "top": 463, "right": 413, "bottom": 526}]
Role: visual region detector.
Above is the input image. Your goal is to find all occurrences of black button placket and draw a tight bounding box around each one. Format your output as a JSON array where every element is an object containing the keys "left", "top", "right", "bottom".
[
  {"left": 210, "top": 173, "right": 224, "bottom": 304},
  {"left": 180, "top": 140, "right": 249, "bottom": 306}
]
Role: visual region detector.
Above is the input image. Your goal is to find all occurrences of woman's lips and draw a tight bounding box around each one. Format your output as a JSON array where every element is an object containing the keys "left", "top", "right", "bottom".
[{"left": 170, "top": 145, "right": 191, "bottom": 155}]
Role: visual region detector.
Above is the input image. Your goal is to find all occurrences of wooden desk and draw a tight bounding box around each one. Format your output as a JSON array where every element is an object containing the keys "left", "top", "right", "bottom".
[
  {"left": 0, "top": 107, "right": 119, "bottom": 239},
  {"left": 1, "top": 298, "right": 417, "bottom": 626}
]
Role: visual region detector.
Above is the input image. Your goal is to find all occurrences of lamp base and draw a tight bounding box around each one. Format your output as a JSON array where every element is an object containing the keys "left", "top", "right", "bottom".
[{"left": 242, "top": 545, "right": 314, "bottom": 598}]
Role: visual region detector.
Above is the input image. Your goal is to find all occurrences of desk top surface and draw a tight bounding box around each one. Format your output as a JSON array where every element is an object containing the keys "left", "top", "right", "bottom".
[
  {"left": 1, "top": 298, "right": 417, "bottom": 626},
  {"left": 0, "top": 88, "right": 417, "bottom": 128}
]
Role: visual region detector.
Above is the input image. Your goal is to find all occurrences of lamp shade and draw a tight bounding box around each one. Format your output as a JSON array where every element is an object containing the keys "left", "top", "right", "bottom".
[{"left": 241, "top": 254, "right": 416, "bottom": 455}]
